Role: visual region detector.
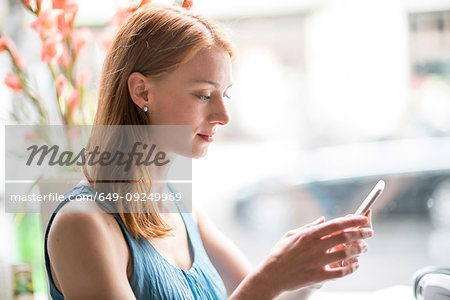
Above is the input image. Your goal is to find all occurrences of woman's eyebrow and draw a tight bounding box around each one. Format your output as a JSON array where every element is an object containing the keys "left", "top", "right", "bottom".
[{"left": 191, "top": 79, "right": 232, "bottom": 89}]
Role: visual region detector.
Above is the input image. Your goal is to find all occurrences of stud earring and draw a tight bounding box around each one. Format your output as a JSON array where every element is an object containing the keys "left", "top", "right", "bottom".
[{"left": 142, "top": 106, "right": 148, "bottom": 113}]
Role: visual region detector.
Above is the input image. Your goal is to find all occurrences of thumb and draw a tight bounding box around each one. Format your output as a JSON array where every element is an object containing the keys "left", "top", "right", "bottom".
[
  {"left": 300, "top": 216, "right": 326, "bottom": 231},
  {"left": 310, "top": 216, "right": 325, "bottom": 225}
]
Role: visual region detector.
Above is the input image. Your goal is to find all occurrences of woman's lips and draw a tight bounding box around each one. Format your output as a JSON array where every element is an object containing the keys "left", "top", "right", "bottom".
[{"left": 197, "top": 133, "right": 214, "bottom": 142}]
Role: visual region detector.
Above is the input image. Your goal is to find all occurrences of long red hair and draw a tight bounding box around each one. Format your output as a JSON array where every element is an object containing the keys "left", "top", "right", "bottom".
[{"left": 84, "top": 3, "right": 236, "bottom": 239}]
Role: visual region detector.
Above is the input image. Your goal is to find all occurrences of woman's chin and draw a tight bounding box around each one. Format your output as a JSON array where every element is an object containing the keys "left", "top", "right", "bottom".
[{"left": 191, "top": 146, "right": 209, "bottom": 159}]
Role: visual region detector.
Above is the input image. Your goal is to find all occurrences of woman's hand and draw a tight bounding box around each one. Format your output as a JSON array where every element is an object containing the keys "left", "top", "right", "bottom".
[
  {"left": 230, "top": 214, "right": 373, "bottom": 299},
  {"left": 327, "top": 209, "right": 373, "bottom": 270}
]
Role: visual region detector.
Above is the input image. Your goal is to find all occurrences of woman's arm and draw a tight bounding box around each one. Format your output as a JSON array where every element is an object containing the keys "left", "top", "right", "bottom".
[
  {"left": 194, "top": 204, "right": 373, "bottom": 299},
  {"left": 193, "top": 204, "right": 253, "bottom": 294},
  {"left": 47, "top": 204, "right": 136, "bottom": 299}
]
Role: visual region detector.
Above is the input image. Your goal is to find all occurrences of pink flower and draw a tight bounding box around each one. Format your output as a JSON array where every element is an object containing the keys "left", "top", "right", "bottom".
[
  {"left": 182, "top": 0, "right": 193, "bottom": 10},
  {"left": 140, "top": 0, "right": 152, "bottom": 6},
  {"left": 68, "top": 89, "right": 80, "bottom": 110},
  {"left": 0, "top": 37, "right": 25, "bottom": 71},
  {"left": 76, "top": 69, "right": 92, "bottom": 88},
  {"left": 4, "top": 73, "right": 22, "bottom": 92},
  {"left": 31, "top": 9, "right": 63, "bottom": 39},
  {"left": 58, "top": 47, "right": 71, "bottom": 67},
  {"left": 72, "top": 27, "right": 92, "bottom": 57},
  {"left": 14, "top": 53, "right": 26, "bottom": 71},
  {"left": 22, "top": 0, "right": 32, "bottom": 8},
  {"left": 41, "top": 34, "right": 63, "bottom": 65},
  {"left": 52, "top": 0, "right": 77, "bottom": 11},
  {"left": 57, "top": 3, "right": 78, "bottom": 35},
  {"left": 108, "top": 8, "right": 133, "bottom": 26},
  {"left": 0, "top": 36, "right": 17, "bottom": 53},
  {"left": 24, "top": 130, "right": 42, "bottom": 143},
  {"left": 56, "top": 73, "right": 67, "bottom": 95},
  {"left": 52, "top": 0, "right": 67, "bottom": 9},
  {"left": 57, "top": 13, "right": 70, "bottom": 36}
]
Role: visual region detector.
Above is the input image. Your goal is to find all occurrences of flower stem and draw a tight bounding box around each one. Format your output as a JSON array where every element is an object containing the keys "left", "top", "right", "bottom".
[
  {"left": 48, "top": 64, "right": 68, "bottom": 125},
  {"left": 5, "top": 49, "right": 49, "bottom": 124}
]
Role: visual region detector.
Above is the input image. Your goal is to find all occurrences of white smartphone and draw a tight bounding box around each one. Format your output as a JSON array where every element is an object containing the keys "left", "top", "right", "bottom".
[{"left": 354, "top": 180, "right": 385, "bottom": 215}]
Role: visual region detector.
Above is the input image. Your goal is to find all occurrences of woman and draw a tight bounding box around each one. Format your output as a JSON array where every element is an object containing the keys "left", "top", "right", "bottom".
[{"left": 44, "top": 3, "right": 373, "bottom": 299}]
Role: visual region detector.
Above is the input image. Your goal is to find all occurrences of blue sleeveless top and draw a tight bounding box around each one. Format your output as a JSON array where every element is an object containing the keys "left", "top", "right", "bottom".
[{"left": 44, "top": 183, "right": 227, "bottom": 299}]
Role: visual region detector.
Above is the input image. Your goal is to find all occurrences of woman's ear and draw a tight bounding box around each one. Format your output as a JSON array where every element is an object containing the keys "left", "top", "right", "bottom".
[{"left": 128, "top": 72, "right": 150, "bottom": 110}]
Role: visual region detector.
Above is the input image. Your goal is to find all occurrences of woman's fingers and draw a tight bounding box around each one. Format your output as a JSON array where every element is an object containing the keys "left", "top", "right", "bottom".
[
  {"left": 284, "top": 216, "right": 327, "bottom": 237},
  {"left": 342, "top": 256, "right": 359, "bottom": 266},
  {"left": 327, "top": 256, "right": 359, "bottom": 269},
  {"left": 322, "top": 261, "right": 360, "bottom": 280},
  {"left": 326, "top": 239, "right": 367, "bottom": 255},
  {"left": 307, "top": 215, "right": 372, "bottom": 278},
  {"left": 319, "top": 243, "right": 366, "bottom": 267},
  {"left": 306, "top": 216, "right": 369, "bottom": 241},
  {"left": 353, "top": 209, "right": 373, "bottom": 229},
  {"left": 310, "top": 216, "right": 326, "bottom": 226},
  {"left": 261, "top": 215, "right": 373, "bottom": 293},
  {"left": 303, "top": 216, "right": 326, "bottom": 229},
  {"left": 363, "top": 209, "right": 373, "bottom": 229},
  {"left": 325, "top": 244, "right": 345, "bottom": 268},
  {"left": 318, "top": 228, "right": 373, "bottom": 252},
  {"left": 326, "top": 240, "right": 364, "bottom": 268}
]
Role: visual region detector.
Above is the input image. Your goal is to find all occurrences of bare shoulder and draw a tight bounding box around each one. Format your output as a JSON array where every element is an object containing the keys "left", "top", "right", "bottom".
[
  {"left": 49, "top": 200, "right": 117, "bottom": 245},
  {"left": 47, "top": 200, "right": 135, "bottom": 298},
  {"left": 50, "top": 200, "right": 118, "bottom": 246}
]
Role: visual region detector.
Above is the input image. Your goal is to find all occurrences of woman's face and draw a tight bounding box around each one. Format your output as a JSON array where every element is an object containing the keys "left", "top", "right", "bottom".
[{"left": 146, "top": 47, "right": 232, "bottom": 158}]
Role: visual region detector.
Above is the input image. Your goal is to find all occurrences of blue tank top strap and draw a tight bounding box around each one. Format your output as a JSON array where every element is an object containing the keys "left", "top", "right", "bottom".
[{"left": 44, "top": 183, "right": 227, "bottom": 300}]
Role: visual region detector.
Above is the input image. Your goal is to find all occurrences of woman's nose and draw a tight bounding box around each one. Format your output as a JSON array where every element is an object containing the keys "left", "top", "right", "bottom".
[{"left": 209, "top": 97, "right": 230, "bottom": 126}]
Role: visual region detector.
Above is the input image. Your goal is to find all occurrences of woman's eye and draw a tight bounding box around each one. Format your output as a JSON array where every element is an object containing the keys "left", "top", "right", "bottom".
[
  {"left": 224, "top": 94, "right": 231, "bottom": 100},
  {"left": 197, "top": 95, "right": 211, "bottom": 101}
]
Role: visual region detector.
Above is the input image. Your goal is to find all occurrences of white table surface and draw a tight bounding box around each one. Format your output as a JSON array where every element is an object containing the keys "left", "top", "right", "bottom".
[{"left": 311, "top": 285, "right": 415, "bottom": 300}]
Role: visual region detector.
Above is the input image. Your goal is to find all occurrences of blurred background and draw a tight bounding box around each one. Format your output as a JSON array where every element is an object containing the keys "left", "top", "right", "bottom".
[{"left": 1, "top": 0, "right": 450, "bottom": 299}]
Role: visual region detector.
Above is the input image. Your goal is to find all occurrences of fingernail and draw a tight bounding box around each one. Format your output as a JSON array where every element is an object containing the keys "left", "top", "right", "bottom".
[{"left": 362, "top": 228, "right": 374, "bottom": 236}]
